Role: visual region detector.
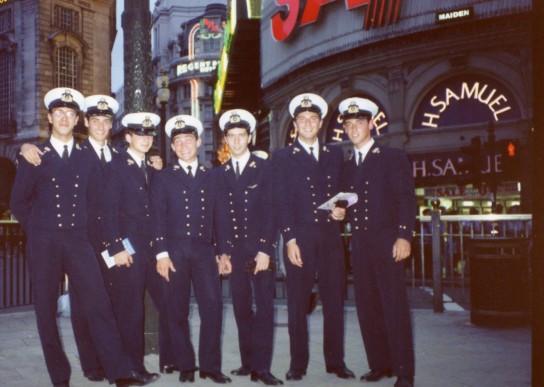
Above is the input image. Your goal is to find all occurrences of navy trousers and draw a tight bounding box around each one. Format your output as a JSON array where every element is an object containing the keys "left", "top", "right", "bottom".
[
  {"left": 27, "top": 228, "right": 133, "bottom": 385},
  {"left": 283, "top": 223, "right": 346, "bottom": 372},
  {"left": 166, "top": 239, "right": 223, "bottom": 373},
  {"left": 230, "top": 246, "right": 276, "bottom": 372}
]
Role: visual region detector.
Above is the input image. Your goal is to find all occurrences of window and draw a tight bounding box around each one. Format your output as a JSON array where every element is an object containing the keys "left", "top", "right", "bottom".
[
  {"left": 203, "top": 38, "right": 221, "bottom": 53},
  {"left": 55, "top": 47, "right": 78, "bottom": 88},
  {"left": 53, "top": 5, "right": 79, "bottom": 33},
  {"left": 183, "top": 84, "right": 191, "bottom": 99},
  {"left": 0, "top": 50, "right": 13, "bottom": 136},
  {"left": 0, "top": 9, "right": 12, "bottom": 33}
]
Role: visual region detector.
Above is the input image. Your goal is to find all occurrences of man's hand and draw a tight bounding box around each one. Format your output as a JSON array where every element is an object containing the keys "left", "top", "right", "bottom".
[
  {"left": 286, "top": 240, "right": 303, "bottom": 267},
  {"left": 157, "top": 257, "right": 176, "bottom": 281},
  {"left": 392, "top": 238, "right": 411, "bottom": 262},
  {"left": 216, "top": 254, "right": 232, "bottom": 275},
  {"left": 253, "top": 252, "right": 270, "bottom": 274},
  {"left": 20, "top": 143, "right": 43, "bottom": 166},
  {"left": 113, "top": 250, "right": 133, "bottom": 267},
  {"left": 330, "top": 206, "right": 346, "bottom": 221},
  {"left": 148, "top": 155, "right": 163, "bottom": 170}
]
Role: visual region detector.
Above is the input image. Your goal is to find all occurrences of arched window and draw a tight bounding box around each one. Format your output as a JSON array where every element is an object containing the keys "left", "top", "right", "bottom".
[{"left": 55, "top": 47, "right": 78, "bottom": 88}]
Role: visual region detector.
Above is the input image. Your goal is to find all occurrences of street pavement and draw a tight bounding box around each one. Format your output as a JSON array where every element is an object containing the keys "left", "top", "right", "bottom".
[{"left": 0, "top": 302, "right": 530, "bottom": 387}]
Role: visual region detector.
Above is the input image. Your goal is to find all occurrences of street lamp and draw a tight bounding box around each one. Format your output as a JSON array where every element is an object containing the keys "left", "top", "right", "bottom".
[{"left": 156, "top": 71, "right": 171, "bottom": 163}]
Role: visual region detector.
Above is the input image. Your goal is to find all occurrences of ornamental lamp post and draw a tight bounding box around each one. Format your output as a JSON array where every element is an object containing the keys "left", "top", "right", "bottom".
[{"left": 156, "top": 71, "right": 171, "bottom": 163}]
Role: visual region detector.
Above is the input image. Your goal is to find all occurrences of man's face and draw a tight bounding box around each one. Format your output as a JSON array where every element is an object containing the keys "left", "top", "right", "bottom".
[
  {"left": 343, "top": 117, "right": 374, "bottom": 149},
  {"left": 171, "top": 133, "right": 201, "bottom": 163},
  {"left": 294, "top": 111, "right": 322, "bottom": 145},
  {"left": 48, "top": 107, "right": 79, "bottom": 138},
  {"left": 85, "top": 115, "right": 112, "bottom": 143},
  {"left": 125, "top": 132, "right": 153, "bottom": 155},
  {"left": 225, "top": 128, "right": 251, "bottom": 158}
]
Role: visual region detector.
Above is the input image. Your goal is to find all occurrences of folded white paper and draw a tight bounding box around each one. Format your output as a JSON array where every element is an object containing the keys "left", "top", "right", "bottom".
[
  {"left": 317, "top": 192, "right": 358, "bottom": 211},
  {"left": 101, "top": 238, "right": 136, "bottom": 268}
]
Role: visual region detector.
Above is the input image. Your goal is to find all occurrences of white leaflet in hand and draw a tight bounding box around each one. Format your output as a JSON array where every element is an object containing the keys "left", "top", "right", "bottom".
[{"left": 317, "top": 192, "right": 358, "bottom": 210}]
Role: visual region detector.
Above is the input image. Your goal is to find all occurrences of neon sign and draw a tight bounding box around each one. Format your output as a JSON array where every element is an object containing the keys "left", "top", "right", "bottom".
[{"left": 271, "top": 0, "right": 402, "bottom": 42}]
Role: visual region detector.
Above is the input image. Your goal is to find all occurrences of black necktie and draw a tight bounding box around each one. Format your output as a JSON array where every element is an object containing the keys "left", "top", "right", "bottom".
[
  {"left": 62, "top": 145, "right": 69, "bottom": 162},
  {"left": 140, "top": 160, "right": 147, "bottom": 183},
  {"left": 358, "top": 151, "right": 363, "bottom": 166},
  {"left": 235, "top": 161, "right": 240, "bottom": 180},
  {"left": 309, "top": 146, "right": 318, "bottom": 162},
  {"left": 187, "top": 165, "right": 193, "bottom": 178},
  {"left": 100, "top": 148, "right": 106, "bottom": 165}
]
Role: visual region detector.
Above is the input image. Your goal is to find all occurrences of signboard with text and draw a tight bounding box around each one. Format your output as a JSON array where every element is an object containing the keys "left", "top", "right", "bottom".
[{"left": 412, "top": 74, "right": 521, "bottom": 130}]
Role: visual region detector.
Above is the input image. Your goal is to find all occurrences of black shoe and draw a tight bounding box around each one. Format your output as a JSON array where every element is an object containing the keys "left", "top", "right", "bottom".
[
  {"left": 326, "top": 366, "right": 355, "bottom": 379},
  {"left": 115, "top": 370, "right": 160, "bottom": 386},
  {"left": 251, "top": 371, "right": 284, "bottom": 385},
  {"left": 231, "top": 366, "right": 251, "bottom": 376},
  {"left": 53, "top": 382, "right": 69, "bottom": 387},
  {"left": 161, "top": 364, "right": 180, "bottom": 374},
  {"left": 360, "top": 369, "right": 393, "bottom": 382},
  {"left": 394, "top": 376, "right": 414, "bottom": 387},
  {"left": 179, "top": 370, "right": 195, "bottom": 383},
  {"left": 199, "top": 371, "right": 232, "bottom": 384},
  {"left": 285, "top": 369, "right": 306, "bottom": 381},
  {"left": 84, "top": 368, "right": 105, "bottom": 382}
]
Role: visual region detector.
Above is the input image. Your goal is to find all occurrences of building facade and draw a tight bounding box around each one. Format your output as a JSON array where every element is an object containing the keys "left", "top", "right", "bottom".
[
  {"left": 256, "top": 0, "right": 532, "bottom": 214},
  {"left": 151, "top": 0, "right": 226, "bottom": 165},
  {"left": 0, "top": 0, "right": 116, "bottom": 212}
]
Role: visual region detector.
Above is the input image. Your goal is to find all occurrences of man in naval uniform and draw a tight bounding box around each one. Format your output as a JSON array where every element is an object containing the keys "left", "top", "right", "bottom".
[
  {"left": 151, "top": 115, "right": 232, "bottom": 384},
  {"left": 19, "top": 96, "right": 170, "bottom": 382},
  {"left": 338, "top": 97, "right": 416, "bottom": 387},
  {"left": 216, "top": 109, "right": 283, "bottom": 386},
  {"left": 272, "top": 93, "right": 354, "bottom": 381},
  {"left": 9, "top": 87, "right": 158, "bottom": 387},
  {"left": 100, "top": 112, "right": 169, "bottom": 382}
]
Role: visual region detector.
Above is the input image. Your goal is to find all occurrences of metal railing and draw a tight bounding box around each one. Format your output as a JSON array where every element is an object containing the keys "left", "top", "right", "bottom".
[
  {"left": 0, "top": 221, "right": 31, "bottom": 308},
  {"left": 412, "top": 213, "right": 532, "bottom": 311},
  {"left": 1, "top": 215, "right": 533, "bottom": 311}
]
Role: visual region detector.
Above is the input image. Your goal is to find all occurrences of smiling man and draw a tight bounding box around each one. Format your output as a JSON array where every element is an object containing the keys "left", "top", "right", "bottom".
[
  {"left": 272, "top": 93, "right": 353, "bottom": 382},
  {"left": 216, "top": 109, "right": 283, "bottom": 385},
  {"left": 99, "top": 112, "right": 166, "bottom": 384},
  {"left": 9, "top": 88, "right": 156, "bottom": 387},
  {"left": 338, "top": 97, "right": 416, "bottom": 387},
  {"left": 151, "top": 115, "right": 232, "bottom": 384}
]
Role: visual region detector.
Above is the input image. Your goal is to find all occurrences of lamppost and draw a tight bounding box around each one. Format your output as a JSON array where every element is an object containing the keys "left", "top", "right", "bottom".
[{"left": 156, "top": 71, "right": 171, "bottom": 163}]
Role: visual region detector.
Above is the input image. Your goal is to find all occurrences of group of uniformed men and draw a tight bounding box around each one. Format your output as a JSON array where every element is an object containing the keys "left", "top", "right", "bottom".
[{"left": 10, "top": 87, "right": 416, "bottom": 387}]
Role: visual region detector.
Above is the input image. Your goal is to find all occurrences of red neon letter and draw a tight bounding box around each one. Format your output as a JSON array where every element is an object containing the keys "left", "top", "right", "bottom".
[
  {"left": 299, "top": 0, "right": 337, "bottom": 26},
  {"left": 271, "top": 0, "right": 300, "bottom": 41}
]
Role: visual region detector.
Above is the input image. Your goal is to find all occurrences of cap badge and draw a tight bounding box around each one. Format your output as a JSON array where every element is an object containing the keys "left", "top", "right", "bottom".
[
  {"left": 61, "top": 90, "right": 73, "bottom": 103},
  {"left": 300, "top": 96, "right": 312, "bottom": 108},
  {"left": 347, "top": 102, "right": 360, "bottom": 114},
  {"left": 97, "top": 99, "right": 109, "bottom": 111},
  {"left": 229, "top": 113, "right": 241, "bottom": 124},
  {"left": 174, "top": 120, "right": 186, "bottom": 129},
  {"left": 142, "top": 117, "right": 153, "bottom": 128}
]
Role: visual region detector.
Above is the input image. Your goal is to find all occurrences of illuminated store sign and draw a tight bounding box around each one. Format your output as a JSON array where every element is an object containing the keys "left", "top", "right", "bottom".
[
  {"left": 271, "top": 0, "right": 402, "bottom": 41},
  {"left": 436, "top": 7, "right": 473, "bottom": 23},
  {"left": 177, "top": 60, "right": 219, "bottom": 76},
  {"left": 412, "top": 75, "right": 521, "bottom": 130}
]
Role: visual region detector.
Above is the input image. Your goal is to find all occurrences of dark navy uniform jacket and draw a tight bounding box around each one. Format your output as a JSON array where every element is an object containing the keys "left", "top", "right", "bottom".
[
  {"left": 340, "top": 142, "right": 416, "bottom": 241},
  {"left": 10, "top": 140, "right": 101, "bottom": 232},
  {"left": 273, "top": 139, "right": 344, "bottom": 241},
  {"left": 217, "top": 154, "right": 276, "bottom": 257},
  {"left": 150, "top": 163, "right": 231, "bottom": 256},
  {"left": 78, "top": 138, "right": 121, "bottom": 251},
  {"left": 101, "top": 149, "right": 154, "bottom": 255}
]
